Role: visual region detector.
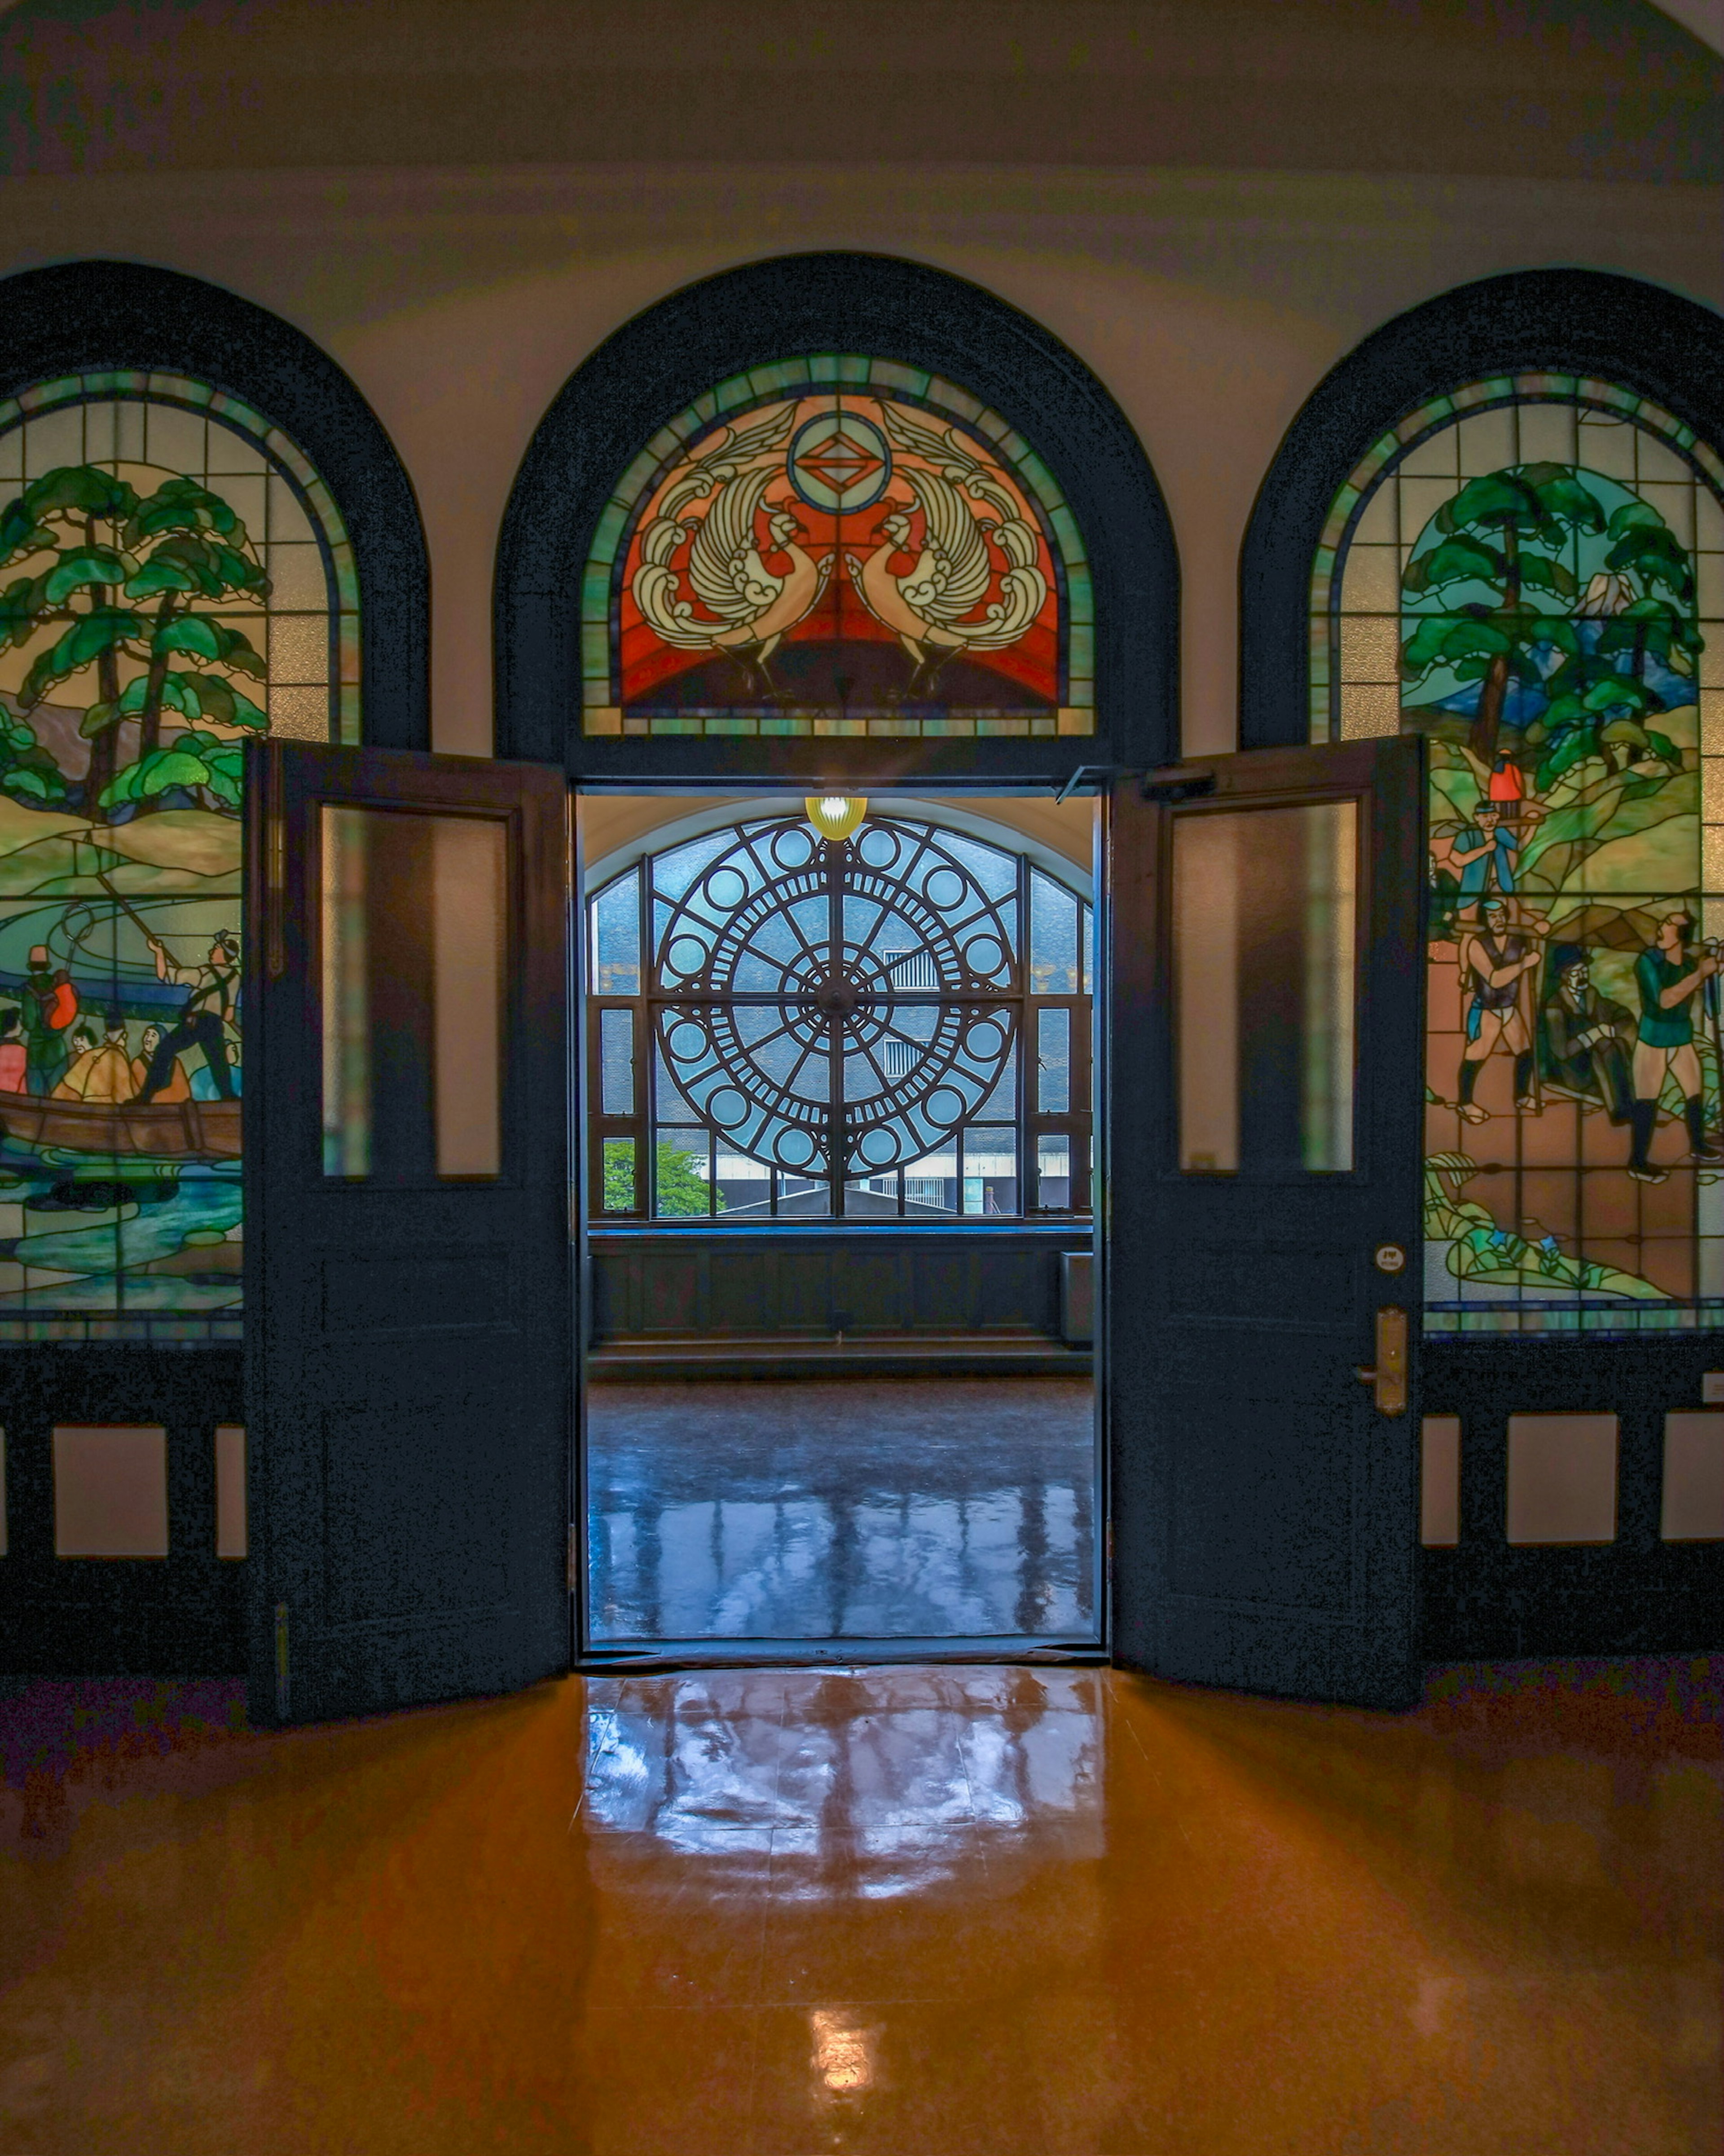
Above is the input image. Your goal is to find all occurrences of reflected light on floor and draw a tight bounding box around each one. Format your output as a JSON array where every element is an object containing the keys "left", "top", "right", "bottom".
[
  {"left": 810, "top": 2006, "right": 878, "bottom": 2095},
  {"left": 586, "top": 1377, "right": 1098, "bottom": 1643},
  {"left": 0, "top": 1656, "right": 1717, "bottom": 2154}
]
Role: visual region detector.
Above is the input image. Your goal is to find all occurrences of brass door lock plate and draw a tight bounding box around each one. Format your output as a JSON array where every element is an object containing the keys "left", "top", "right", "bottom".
[{"left": 1354, "top": 1305, "right": 1408, "bottom": 1415}]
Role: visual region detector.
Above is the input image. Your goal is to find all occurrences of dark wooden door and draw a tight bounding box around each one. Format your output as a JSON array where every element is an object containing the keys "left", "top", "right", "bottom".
[
  {"left": 1108, "top": 738, "right": 1425, "bottom": 1707},
  {"left": 243, "top": 743, "right": 571, "bottom": 1724}
]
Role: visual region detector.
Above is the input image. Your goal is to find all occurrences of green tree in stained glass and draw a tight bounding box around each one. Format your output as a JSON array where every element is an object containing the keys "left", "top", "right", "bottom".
[
  {"left": 0, "top": 465, "right": 269, "bottom": 824},
  {"left": 1399, "top": 463, "right": 1600, "bottom": 767},
  {"left": 1529, "top": 500, "right": 1704, "bottom": 787}
]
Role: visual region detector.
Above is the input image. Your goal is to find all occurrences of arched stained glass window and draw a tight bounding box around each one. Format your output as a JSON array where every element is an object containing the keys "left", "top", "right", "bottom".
[
  {"left": 0, "top": 371, "right": 357, "bottom": 1342},
  {"left": 1316, "top": 374, "right": 1724, "bottom": 1335},
  {"left": 588, "top": 809, "right": 1092, "bottom": 1220},
  {"left": 582, "top": 357, "right": 1093, "bottom": 740}
]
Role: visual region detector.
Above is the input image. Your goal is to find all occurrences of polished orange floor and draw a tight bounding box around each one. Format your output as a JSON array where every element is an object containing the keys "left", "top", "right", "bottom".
[{"left": 0, "top": 1658, "right": 1718, "bottom": 2153}]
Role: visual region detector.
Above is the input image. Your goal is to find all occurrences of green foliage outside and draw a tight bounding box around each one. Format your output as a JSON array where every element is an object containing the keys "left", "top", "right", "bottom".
[
  {"left": 0, "top": 464, "right": 269, "bottom": 821},
  {"left": 603, "top": 1138, "right": 724, "bottom": 1216}
]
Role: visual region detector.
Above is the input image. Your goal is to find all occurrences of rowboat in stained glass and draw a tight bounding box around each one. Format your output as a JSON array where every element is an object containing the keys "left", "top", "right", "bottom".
[{"left": 0, "top": 1089, "right": 240, "bottom": 1161}]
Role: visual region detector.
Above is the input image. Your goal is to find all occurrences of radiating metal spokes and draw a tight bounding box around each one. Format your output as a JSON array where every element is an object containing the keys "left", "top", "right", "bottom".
[{"left": 651, "top": 816, "right": 1020, "bottom": 1186}]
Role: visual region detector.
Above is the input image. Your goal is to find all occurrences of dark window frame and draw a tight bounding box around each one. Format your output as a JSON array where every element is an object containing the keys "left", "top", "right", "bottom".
[
  {"left": 586, "top": 813, "right": 1093, "bottom": 1226},
  {"left": 1240, "top": 267, "right": 1724, "bottom": 755},
  {"left": 0, "top": 260, "right": 430, "bottom": 755},
  {"left": 0, "top": 263, "right": 429, "bottom": 1679}
]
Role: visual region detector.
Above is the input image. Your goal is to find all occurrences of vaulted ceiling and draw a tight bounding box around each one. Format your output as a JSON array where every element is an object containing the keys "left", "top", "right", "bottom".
[{"left": 2, "top": 0, "right": 1719, "bottom": 181}]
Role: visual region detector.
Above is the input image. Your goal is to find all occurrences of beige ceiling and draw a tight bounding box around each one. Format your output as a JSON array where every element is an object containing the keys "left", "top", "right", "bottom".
[{"left": 0, "top": 0, "right": 1717, "bottom": 182}]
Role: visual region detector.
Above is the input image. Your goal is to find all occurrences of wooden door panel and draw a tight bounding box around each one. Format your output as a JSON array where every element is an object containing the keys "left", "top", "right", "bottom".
[
  {"left": 1108, "top": 738, "right": 1425, "bottom": 1707},
  {"left": 244, "top": 743, "right": 571, "bottom": 1724}
]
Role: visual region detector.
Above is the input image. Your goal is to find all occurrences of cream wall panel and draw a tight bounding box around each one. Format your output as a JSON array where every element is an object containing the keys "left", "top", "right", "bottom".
[{"left": 1, "top": 162, "right": 1715, "bottom": 761}]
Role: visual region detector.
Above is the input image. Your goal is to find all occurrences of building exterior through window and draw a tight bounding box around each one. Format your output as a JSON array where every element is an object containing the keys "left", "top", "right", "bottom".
[{"left": 588, "top": 807, "right": 1093, "bottom": 1221}]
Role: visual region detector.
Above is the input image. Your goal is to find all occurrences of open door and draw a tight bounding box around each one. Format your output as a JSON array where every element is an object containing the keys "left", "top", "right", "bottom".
[
  {"left": 1108, "top": 737, "right": 1425, "bottom": 1708},
  {"left": 244, "top": 742, "right": 572, "bottom": 1724}
]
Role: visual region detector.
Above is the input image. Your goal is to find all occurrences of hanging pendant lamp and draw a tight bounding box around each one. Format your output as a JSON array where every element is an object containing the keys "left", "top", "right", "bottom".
[{"left": 805, "top": 795, "right": 867, "bottom": 843}]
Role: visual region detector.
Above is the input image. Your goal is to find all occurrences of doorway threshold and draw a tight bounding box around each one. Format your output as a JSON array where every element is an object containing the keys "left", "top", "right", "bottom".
[
  {"left": 577, "top": 1635, "right": 1106, "bottom": 1673},
  {"left": 587, "top": 1340, "right": 1091, "bottom": 1380}
]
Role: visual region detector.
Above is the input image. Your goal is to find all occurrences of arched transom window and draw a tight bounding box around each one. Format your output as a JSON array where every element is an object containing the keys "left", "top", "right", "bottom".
[
  {"left": 582, "top": 356, "right": 1093, "bottom": 740},
  {"left": 1317, "top": 374, "right": 1724, "bottom": 1336},
  {"left": 589, "top": 810, "right": 1092, "bottom": 1220}
]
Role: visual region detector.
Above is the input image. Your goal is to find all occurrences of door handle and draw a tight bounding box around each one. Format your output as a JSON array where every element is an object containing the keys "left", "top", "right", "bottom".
[{"left": 1353, "top": 1305, "right": 1408, "bottom": 1415}]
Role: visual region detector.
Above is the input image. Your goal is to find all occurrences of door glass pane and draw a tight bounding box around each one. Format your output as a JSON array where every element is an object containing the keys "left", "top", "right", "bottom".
[
  {"left": 321, "top": 808, "right": 507, "bottom": 1180},
  {"left": 654, "top": 1128, "right": 712, "bottom": 1217},
  {"left": 1037, "top": 1133, "right": 1070, "bottom": 1209},
  {"left": 1174, "top": 802, "right": 1357, "bottom": 1174},
  {"left": 963, "top": 1126, "right": 1016, "bottom": 1213},
  {"left": 601, "top": 1137, "right": 637, "bottom": 1212}
]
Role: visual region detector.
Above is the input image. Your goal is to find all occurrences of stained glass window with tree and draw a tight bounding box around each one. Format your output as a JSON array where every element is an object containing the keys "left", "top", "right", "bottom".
[
  {"left": 0, "top": 372, "right": 356, "bottom": 1340},
  {"left": 1316, "top": 375, "right": 1724, "bottom": 1333}
]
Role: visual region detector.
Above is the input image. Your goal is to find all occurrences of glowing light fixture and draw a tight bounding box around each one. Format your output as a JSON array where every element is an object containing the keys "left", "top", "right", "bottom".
[{"left": 805, "top": 795, "right": 867, "bottom": 843}]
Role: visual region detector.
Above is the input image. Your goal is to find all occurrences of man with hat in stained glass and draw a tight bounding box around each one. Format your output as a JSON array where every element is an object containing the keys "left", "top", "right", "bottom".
[
  {"left": 134, "top": 927, "right": 240, "bottom": 1105},
  {"left": 1541, "top": 944, "right": 1634, "bottom": 1123},
  {"left": 19, "top": 943, "right": 78, "bottom": 1095},
  {"left": 1449, "top": 800, "right": 1519, "bottom": 909}
]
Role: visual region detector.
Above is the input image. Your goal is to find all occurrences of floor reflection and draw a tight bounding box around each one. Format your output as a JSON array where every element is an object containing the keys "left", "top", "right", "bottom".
[
  {"left": 581, "top": 1666, "right": 1104, "bottom": 1889},
  {"left": 0, "top": 1659, "right": 1717, "bottom": 2152},
  {"left": 585, "top": 1376, "right": 1097, "bottom": 1642}
]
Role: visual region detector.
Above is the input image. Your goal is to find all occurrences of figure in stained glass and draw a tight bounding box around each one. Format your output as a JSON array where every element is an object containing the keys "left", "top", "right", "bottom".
[
  {"left": 131, "top": 1023, "right": 189, "bottom": 1104},
  {"left": 1455, "top": 895, "right": 1547, "bottom": 1120},
  {"left": 1628, "top": 911, "right": 1720, "bottom": 1182},
  {"left": 1541, "top": 945, "right": 1635, "bottom": 1123},
  {"left": 0, "top": 1009, "right": 23, "bottom": 1093},
  {"left": 18, "top": 944, "right": 76, "bottom": 1092},
  {"left": 1319, "top": 376, "right": 1724, "bottom": 1332},
  {"left": 1450, "top": 801, "right": 1520, "bottom": 899},
  {"left": 0, "top": 375, "right": 355, "bottom": 1340},
  {"left": 135, "top": 927, "right": 239, "bottom": 1103},
  {"left": 54, "top": 1012, "right": 134, "bottom": 1103}
]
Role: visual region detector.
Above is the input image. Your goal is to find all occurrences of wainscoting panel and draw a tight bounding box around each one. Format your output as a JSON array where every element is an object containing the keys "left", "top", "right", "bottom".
[{"left": 588, "top": 1226, "right": 1093, "bottom": 1375}]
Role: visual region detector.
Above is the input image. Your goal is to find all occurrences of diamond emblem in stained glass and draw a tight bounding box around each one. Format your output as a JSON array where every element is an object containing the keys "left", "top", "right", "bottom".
[{"left": 787, "top": 410, "right": 891, "bottom": 513}]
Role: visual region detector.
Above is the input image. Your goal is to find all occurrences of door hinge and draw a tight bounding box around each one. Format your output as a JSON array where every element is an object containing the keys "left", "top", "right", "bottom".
[
  {"left": 567, "top": 1523, "right": 578, "bottom": 1596},
  {"left": 265, "top": 800, "right": 287, "bottom": 979},
  {"left": 273, "top": 1600, "right": 290, "bottom": 1720}
]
